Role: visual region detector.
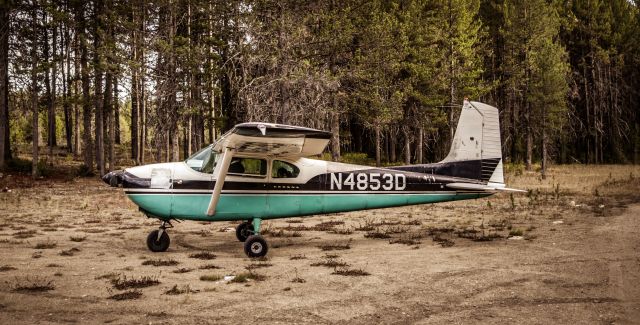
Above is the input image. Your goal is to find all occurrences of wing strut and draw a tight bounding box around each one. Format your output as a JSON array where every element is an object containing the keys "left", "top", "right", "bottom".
[{"left": 206, "top": 147, "right": 234, "bottom": 216}]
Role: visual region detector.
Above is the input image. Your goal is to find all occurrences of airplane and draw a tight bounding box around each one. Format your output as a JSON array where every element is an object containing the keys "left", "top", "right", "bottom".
[{"left": 103, "top": 100, "right": 524, "bottom": 258}]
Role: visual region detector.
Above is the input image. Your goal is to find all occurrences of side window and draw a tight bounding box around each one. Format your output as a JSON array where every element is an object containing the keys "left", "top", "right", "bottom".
[
  {"left": 272, "top": 160, "right": 300, "bottom": 179},
  {"left": 228, "top": 157, "right": 267, "bottom": 177}
]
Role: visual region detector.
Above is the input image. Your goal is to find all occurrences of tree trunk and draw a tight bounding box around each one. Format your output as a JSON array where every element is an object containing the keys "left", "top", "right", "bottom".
[
  {"left": 113, "top": 76, "right": 120, "bottom": 144},
  {"left": 417, "top": 127, "right": 423, "bottom": 164},
  {"left": 0, "top": 2, "right": 9, "bottom": 169},
  {"left": 104, "top": 71, "right": 113, "bottom": 172},
  {"left": 389, "top": 128, "right": 397, "bottom": 163},
  {"left": 77, "top": 2, "right": 93, "bottom": 171},
  {"left": 525, "top": 102, "right": 532, "bottom": 170},
  {"left": 130, "top": 4, "right": 139, "bottom": 163},
  {"left": 541, "top": 105, "right": 547, "bottom": 179},
  {"left": 375, "top": 124, "right": 381, "bottom": 167},
  {"left": 31, "top": 10, "right": 39, "bottom": 178},
  {"left": 403, "top": 127, "right": 411, "bottom": 165},
  {"left": 94, "top": 2, "right": 104, "bottom": 176},
  {"left": 330, "top": 110, "right": 340, "bottom": 161},
  {"left": 63, "top": 24, "right": 73, "bottom": 153}
]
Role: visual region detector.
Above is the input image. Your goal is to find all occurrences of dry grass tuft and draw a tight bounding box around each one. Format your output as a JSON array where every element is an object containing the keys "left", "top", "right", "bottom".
[
  {"left": 0, "top": 265, "right": 17, "bottom": 272},
  {"left": 318, "top": 241, "right": 351, "bottom": 251},
  {"left": 332, "top": 267, "right": 370, "bottom": 276},
  {"left": 269, "top": 229, "right": 302, "bottom": 238},
  {"left": 200, "top": 274, "right": 223, "bottom": 282},
  {"left": 69, "top": 235, "right": 86, "bottom": 242},
  {"left": 172, "top": 268, "right": 193, "bottom": 274},
  {"left": 33, "top": 240, "right": 57, "bottom": 249},
  {"left": 141, "top": 259, "right": 179, "bottom": 267},
  {"left": 189, "top": 251, "right": 217, "bottom": 260},
  {"left": 110, "top": 275, "right": 160, "bottom": 290},
  {"left": 108, "top": 290, "right": 142, "bottom": 300},
  {"left": 199, "top": 264, "right": 222, "bottom": 270},
  {"left": 59, "top": 247, "right": 80, "bottom": 256},
  {"left": 289, "top": 254, "right": 307, "bottom": 260},
  {"left": 12, "top": 277, "right": 55, "bottom": 292},
  {"left": 245, "top": 263, "right": 273, "bottom": 270},
  {"left": 13, "top": 229, "right": 37, "bottom": 239},
  {"left": 165, "top": 284, "right": 198, "bottom": 295},
  {"left": 229, "top": 271, "right": 267, "bottom": 283},
  {"left": 310, "top": 258, "right": 349, "bottom": 268}
]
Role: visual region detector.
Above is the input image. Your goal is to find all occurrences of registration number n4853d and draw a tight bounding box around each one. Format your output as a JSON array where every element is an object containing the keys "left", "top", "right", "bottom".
[{"left": 330, "top": 173, "right": 406, "bottom": 191}]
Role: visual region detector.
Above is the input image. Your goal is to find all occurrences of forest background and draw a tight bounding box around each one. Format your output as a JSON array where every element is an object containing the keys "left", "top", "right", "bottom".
[{"left": 0, "top": 0, "right": 638, "bottom": 178}]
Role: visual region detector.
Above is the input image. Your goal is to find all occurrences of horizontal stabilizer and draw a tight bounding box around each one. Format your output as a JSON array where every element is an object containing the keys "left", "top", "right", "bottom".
[{"left": 446, "top": 182, "right": 526, "bottom": 193}]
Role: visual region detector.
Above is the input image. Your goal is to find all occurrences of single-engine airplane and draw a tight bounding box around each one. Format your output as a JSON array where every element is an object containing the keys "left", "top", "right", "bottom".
[{"left": 103, "top": 100, "right": 523, "bottom": 257}]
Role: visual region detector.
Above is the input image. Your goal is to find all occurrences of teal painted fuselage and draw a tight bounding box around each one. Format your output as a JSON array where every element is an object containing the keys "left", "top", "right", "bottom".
[{"left": 127, "top": 192, "right": 490, "bottom": 221}]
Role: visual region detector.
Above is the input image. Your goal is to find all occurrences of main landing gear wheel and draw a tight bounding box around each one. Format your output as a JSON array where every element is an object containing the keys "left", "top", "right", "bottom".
[
  {"left": 236, "top": 221, "right": 254, "bottom": 242},
  {"left": 244, "top": 235, "right": 268, "bottom": 258},
  {"left": 146, "top": 230, "right": 170, "bottom": 252}
]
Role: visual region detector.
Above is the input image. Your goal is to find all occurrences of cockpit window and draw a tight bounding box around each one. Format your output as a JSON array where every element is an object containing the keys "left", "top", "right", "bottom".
[
  {"left": 185, "top": 145, "right": 218, "bottom": 174},
  {"left": 228, "top": 157, "right": 267, "bottom": 177},
  {"left": 272, "top": 160, "right": 300, "bottom": 178}
]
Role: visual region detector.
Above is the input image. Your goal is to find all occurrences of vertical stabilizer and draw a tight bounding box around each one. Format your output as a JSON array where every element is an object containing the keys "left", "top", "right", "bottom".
[{"left": 441, "top": 100, "right": 504, "bottom": 185}]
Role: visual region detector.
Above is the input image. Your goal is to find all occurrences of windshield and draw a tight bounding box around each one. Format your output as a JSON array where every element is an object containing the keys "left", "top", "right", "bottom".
[{"left": 185, "top": 145, "right": 218, "bottom": 174}]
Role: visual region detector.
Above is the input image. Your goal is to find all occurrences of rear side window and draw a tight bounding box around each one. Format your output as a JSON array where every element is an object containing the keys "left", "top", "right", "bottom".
[
  {"left": 228, "top": 157, "right": 267, "bottom": 176},
  {"left": 272, "top": 160, "right": 300, "bottom": 178}
]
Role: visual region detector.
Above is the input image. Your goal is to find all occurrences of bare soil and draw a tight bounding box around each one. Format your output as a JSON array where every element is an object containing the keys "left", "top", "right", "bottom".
[{"left": 0, "top": 165, "right": 639, "bottom": 324}]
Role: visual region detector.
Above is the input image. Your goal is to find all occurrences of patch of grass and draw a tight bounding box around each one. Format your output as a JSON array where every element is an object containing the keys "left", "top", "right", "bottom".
[
  {"left": 199, "top": 264, "right": 222, "bottom": 270},
  {"left": 329, "top": 226, "right": 354, "bottom": 235},
  {"left": 332, "top": 267, "right": 370, "bottom": 277},
  {"left": 189, "top": 252, "right": 217, "bottom": 260},
  {"left": 141, "top": 259, "right": 179, "bottom": 267},
  {"left": 312, "top": 221, "right": 345, "bottom": 231},
  {"left": 12, "top": 277, "right": 55, "bottom": 292},
  {"left": 69, "top": 236, "right": 86, "bottom": 242},
  {"left": 172, "top": 268, "right": 193, "bottom": 274},
  {"left": 53, "top": 272, "right": 63, "bottom": 277},
  {"left": 34, "top": 241, "right": 57, "bottom": 249},
  {"left": 46, "top": 263, "right": 62, "bottom": 268},
  {"left": 32, "top": 251, "right": 43, "bottom": 259},
  {"left": 165, "top": 284, "right": 198, "bottom": 295},
  {"left": 111, "top": 275, "right": 160, "bottom": 290},
  {"left": 0, "top": 265, "right": 17, "bottom": 272},
  {"left": 108, "top": 290, "right": 142, "bottom": 300},
  {"left": 200, "top": 274, "right": 222, "bottom": 282}
]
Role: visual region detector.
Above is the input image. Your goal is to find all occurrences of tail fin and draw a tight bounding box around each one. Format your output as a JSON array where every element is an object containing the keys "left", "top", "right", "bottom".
[{"left": 440, "top": 100, "right": 504, "bottom": 185}]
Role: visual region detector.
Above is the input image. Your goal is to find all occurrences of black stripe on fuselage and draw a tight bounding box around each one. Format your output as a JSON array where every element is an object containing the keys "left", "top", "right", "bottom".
[{"left": 388, "top": 158, "right": 500, "bottom": 182}]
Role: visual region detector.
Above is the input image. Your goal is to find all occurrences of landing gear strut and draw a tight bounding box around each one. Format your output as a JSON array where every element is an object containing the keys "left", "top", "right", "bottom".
[
  {"left": 147, "top": 220, "right": 172, "bottom": 252},
  {"left": 243, "top": 218, "right": 268, "bottom": 258}
]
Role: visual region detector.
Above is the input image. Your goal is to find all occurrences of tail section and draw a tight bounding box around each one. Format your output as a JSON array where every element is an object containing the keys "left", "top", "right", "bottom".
[{"left": 440, "top": 100, "right": 504, "bottom": 185}]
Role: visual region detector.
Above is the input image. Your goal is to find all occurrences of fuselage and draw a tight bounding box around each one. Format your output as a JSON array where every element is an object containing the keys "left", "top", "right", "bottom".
[{"left": 109, "top": 152, "right": 492, "bottom": 222}]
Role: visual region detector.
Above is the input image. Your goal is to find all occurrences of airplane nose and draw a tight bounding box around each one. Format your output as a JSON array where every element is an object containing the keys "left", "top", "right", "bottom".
[{"left": 102, "top": 170, "right": 123, "bottom": 187}]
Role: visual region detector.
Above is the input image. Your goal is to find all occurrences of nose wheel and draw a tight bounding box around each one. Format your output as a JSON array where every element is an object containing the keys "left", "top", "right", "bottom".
[{"left": 146, "top": 220, "right": 172, "bottom": 252}]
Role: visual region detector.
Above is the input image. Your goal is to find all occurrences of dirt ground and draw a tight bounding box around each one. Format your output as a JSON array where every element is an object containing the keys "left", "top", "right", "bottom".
[{"left": 1, "top": 165, "right": 639, "bottom": 324}]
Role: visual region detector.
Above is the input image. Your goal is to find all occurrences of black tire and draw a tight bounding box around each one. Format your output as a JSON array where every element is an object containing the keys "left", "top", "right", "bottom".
[
  {"left": 236, "top": 222, "right": 254, "bottom": 242},
  {"left": 146, "top": 230, "right": 170, "bottom": 252},
  {"left": 244, "top": 235, "right": 268, "bottom": 258}
]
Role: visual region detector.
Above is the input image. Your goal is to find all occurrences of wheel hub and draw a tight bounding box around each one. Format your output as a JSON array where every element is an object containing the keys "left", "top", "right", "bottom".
[{"left": 251, "top": 242, "right": 263, "bottom": 253}]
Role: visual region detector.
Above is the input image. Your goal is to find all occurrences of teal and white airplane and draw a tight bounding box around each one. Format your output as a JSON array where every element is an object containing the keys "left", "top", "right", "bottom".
[{"left": 103, "top": 100, "right": 523, "bottom": 257}]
